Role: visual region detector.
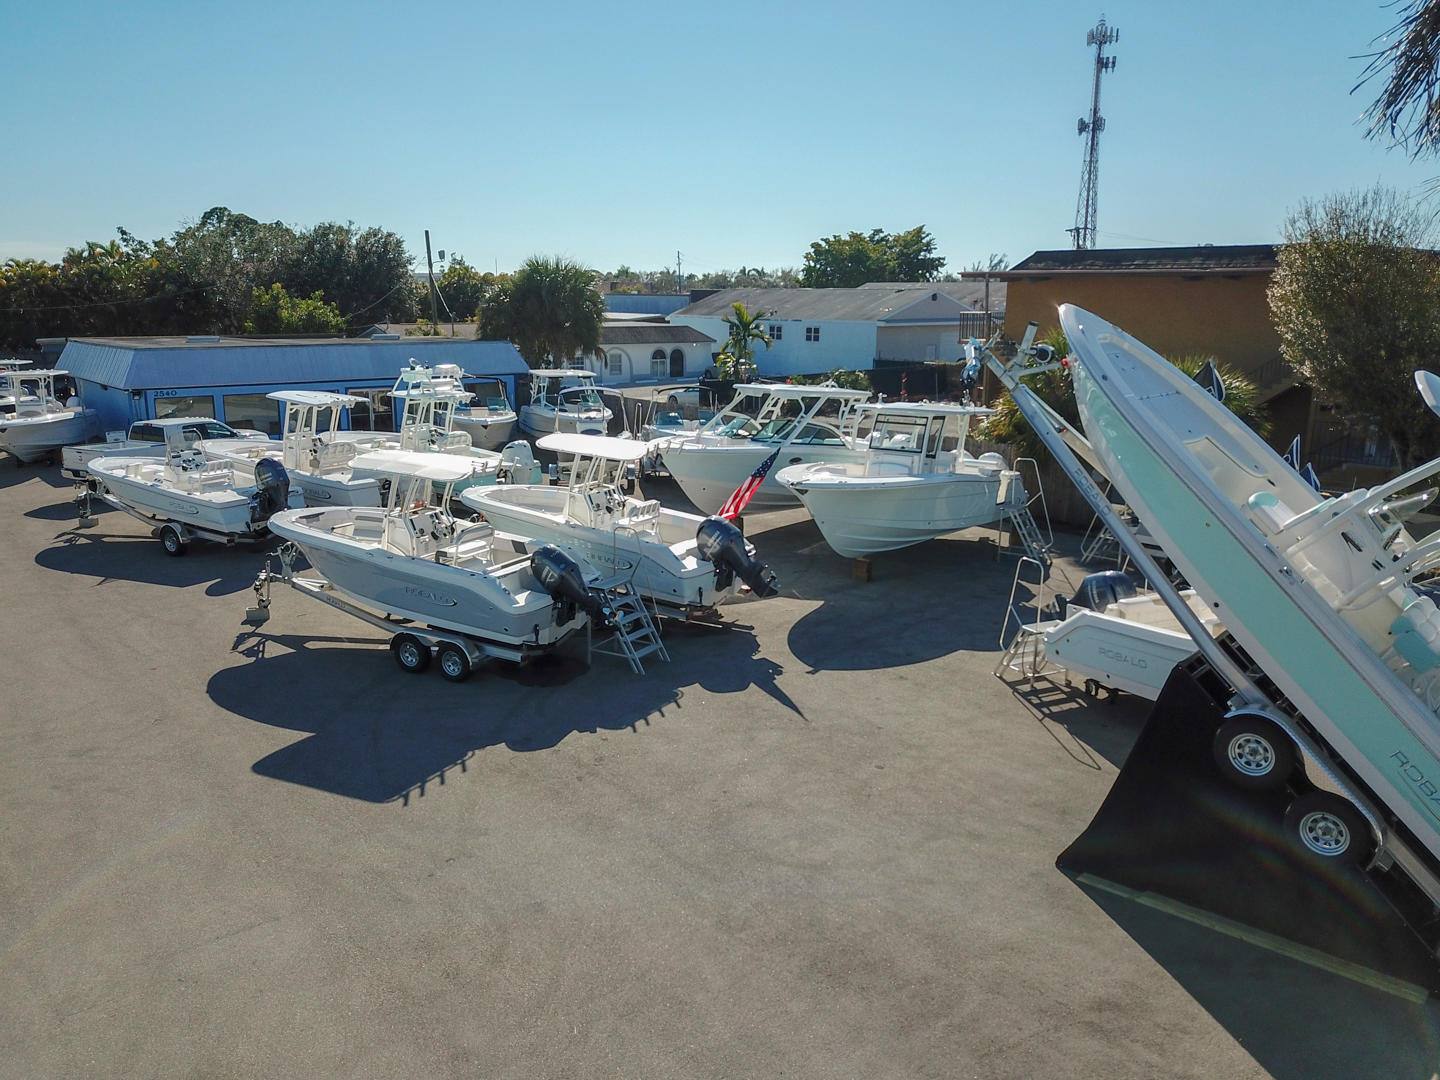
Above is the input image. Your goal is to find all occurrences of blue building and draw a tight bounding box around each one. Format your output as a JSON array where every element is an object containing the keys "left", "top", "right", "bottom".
[{"left": 57, "top": 335, "right": 531, "bottom": 436}]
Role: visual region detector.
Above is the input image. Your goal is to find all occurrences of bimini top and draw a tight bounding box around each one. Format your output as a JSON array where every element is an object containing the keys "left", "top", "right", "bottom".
[
  {"left": 350, "top": 448, "right": 474, "bottom": 483},
  {"left": 532, "top": 368, "right": 597, "bottom": 380},
  {"left": 732, "top": 382, "right": 871, "bottom": 402},
  {"left": 267, "top": 390, "right": 362, "bottom": 408},
  {"left": 538, "top": 432, "right": 649, "bottom": 462}
]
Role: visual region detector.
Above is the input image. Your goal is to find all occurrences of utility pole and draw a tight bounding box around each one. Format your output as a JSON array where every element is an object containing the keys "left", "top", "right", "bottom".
[
  {"left": 676, "top": 250, "right": 682, "bottom": 295},
  {"left": 424, "top": 229, "right": 440, "bottom": 328},
  {"left": 1069, "top": 15, "right": 1119, "bottom": 250}
]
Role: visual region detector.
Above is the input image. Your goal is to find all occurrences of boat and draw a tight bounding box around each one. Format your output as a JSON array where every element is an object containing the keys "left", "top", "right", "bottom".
[
  {"left": 209, "top": 391, "right": 398, "bottom": 507},
  {"left": 426, "top": 362, "right": 519, "bottom": 450},
  {"left": 1059, "top": 301, "right": 1440, "bottom": 879},
  {"left": 85, "top": 422, "right": 293, "bottom": 554},
  {"left": 519, "top": 369, "right": 612, "bottom": 436},
  {"left": 0, "top": 359, "right": 33, "bottom": 415},
  {"left": 0, "top": 369, "right": 98, "bottom": 463},
  {"left": 774, "top": 401, "right": 1024, "bottom": 558},
  {"left": 263, "top": 448, "right": 611, "bottom": 662},
  {"left": 460, "top": 432, "right": 779, "bottom": 617},
  {"left": 382, "top": 365, "right": 539, "bottom": 491},
  {"left": 655, "top": 382, "right": 872, "bottom": 515}
]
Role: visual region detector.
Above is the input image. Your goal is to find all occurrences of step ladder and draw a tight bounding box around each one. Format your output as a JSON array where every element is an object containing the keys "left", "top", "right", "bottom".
[
  {"left": 996, "top": 457, "right": 1054, "bottom": 567},
  {"left": 993, "top": 555, "right": 1060, "bottom": 684},
  {"left": 590, "top": 576, "right": 669, "bottom": 675},
  {"left": 1005, "top": 505, "right": 1052, "bottom": 566}
]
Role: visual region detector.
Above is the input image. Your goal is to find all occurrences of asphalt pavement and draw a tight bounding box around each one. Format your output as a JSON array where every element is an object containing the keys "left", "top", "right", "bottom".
[{"left": 3, "top": 458, "right": 1439, "bottom": 1079}]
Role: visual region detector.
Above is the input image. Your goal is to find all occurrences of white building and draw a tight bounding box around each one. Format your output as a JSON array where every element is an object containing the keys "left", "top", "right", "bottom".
[
  {"left": 579, "top": 317, "right": 715, "bottom": 386},
  {"left": 668, "top": 281, "right": 1003, "bottom": 378}
]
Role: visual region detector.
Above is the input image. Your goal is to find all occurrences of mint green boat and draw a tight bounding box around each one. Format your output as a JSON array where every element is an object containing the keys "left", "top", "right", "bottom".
[{"left": 1061, "top": 303, "right": 1440, "bottom": 918}]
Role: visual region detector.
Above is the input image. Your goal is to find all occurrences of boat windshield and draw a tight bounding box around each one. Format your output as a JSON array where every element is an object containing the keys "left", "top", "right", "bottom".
[
  {"left": 558, "top": 388, "right": 605, "bottom": 411},
  {"left": 868, "top": 415, "right": 929, "bottom": 453}
]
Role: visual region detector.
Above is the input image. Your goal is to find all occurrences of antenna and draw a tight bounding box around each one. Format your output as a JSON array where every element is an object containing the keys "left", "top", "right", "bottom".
[{"left": 1068, "top": 15, "right": 1118, "bottom": 250}]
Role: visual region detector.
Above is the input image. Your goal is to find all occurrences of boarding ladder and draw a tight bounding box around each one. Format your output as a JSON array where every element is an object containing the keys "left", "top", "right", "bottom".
[
  {"left": 590, "top": 575, "right": 669, "bottom": 675},
  {"left": 999, "top": 457, "right": 1053, "bottom": 567}
]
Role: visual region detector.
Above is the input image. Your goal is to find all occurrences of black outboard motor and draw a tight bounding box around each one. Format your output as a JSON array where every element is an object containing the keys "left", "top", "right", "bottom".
[
  {"left": 530, "top": 544, "right": 612, "bottom": 628},
  {"left": 1056, "top": 569, "right": 1137, "bottom": 619},
  {"left": 696, "top": 516, "right": 780, "bottom": 598},
  {"left": 250, "top": 459, "right": 291, "bottom": 524}
]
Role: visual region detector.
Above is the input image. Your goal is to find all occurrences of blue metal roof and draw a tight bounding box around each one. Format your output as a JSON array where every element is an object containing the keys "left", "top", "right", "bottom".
[{"left": 59, "top": 337, "right": 529, "bottom": 390}]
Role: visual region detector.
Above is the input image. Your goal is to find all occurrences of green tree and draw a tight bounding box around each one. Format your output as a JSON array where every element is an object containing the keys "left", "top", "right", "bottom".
[
  {"left": 476, "top": 255, "right": 605, "bottom": 368},
  {"left": 244, "top": 283, "right": 346, "bottom": 334},
  {"left": 1268, "top": 186, "right": 1440, "bottom": 468},
  {"left": 799, "top": 226, "right": 945, "bottom": 287},
  {"left": 433, "top": 256, "right": 499, "bottom": 321},
  {"left": 284, "top": 221, "right": 415, "bottom": 329},
  {"left": 721, "top": 302, "right": 772, "bottom": 368}
]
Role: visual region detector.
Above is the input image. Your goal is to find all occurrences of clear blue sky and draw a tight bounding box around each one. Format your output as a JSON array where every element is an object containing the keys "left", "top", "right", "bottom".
[{"left": 6, "top": 0, "right": 1438, "bottom": 277}]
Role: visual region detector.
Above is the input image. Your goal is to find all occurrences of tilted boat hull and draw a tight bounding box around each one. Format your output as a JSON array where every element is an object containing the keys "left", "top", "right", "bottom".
[
  {"left": 659, "top": 440, "right": 869, "bottom": 516},
  {"left": 1064, "top": 304, "right": 1440, "bottom": 856}
]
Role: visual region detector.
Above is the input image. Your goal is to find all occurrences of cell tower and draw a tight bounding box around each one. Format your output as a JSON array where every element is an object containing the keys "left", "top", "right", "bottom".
[{"left": 1069, "top": 15, "right": 1119, "bottom": 250}]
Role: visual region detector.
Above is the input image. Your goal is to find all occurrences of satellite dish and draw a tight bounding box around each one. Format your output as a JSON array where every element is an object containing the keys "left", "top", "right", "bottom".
[{"left": 1416, "top": 370, "right": 1440, "bottom": 418}]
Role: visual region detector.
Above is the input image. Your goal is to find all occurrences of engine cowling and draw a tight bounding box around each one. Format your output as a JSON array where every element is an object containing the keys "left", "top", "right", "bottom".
[
  {"left": 251, "top": 458, "right": 291, "bottom": 523},
  {"left": 530, "top": 544, "right": 611, "bottom": 626},
  {"left": 696, "top": 516, "right": 779, "bottom": 598},
  {"left": 1057, "top": 569, "right": 1137, "bottom": 619}
]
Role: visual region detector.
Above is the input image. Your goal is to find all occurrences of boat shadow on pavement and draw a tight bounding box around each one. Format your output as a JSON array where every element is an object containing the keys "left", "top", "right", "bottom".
[
  {"left": 1060, "top": 665, "right": 1440, "bottom": 1077},
  {"left": 35, "top": 525, "right": 276, "bottom": 597},
  {"left": 211, "top": 616, "right": 786, "bottom": 804}
]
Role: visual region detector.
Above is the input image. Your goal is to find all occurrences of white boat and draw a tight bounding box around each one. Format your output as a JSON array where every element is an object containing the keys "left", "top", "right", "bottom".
[
  {"left": 460, "top": 432, "right": 779, "bottom": 617},
  {"left": 0, "top": 359, "right": 33, "bottom": 415},
  {"left": 656, "top": 382, "right": 872, "bottom": 515},
  {"left": 86, "top": 423, "right": 293, "bottom": 554},
  {"left": 0, "top": 369, "right": 98, "bottom": 463},
  {"left": 1060, "top": 301, "right": 1440, "bottom": 876},
  {"left": 426, "top": 362, "right": 519, "bottom": 450},
  {"left": 774, "top": 402, "right": 1023, "bottom": 558},
  {"left": 264, "top": 448, "right": 609, "bottom": 659},
  {"left": 519, "top": 369, "right": 612, "bottom": 436},
  {"left": 209, "top": 391, "right": 398, "bottom": 507}
]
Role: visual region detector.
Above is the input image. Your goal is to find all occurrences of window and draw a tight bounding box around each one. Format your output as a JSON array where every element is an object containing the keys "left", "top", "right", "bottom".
[
  {"left": 346, "top": 388, "right": 393, "bottom": 432},
  {"left": 770, "top": 324, "right": 783, "bottom": 340},
  {"left": 130, "top": 423, "right": 162, "bottom": 442},
  {"left": 608, "top": 350, "right": 625, "bottom": 376},
  {"left": 805, "top": 326, "right": 820, "bottom": 342},
  {"left": 651, "top": 349, "right": 667, "bottom": 378},
  {"left": 462, "top": 378, "right": 509, "bottom": 412},
  {"left": 153, "top": 395, "right": 215, "bottom": 421},
  {"left": 222, "top": 392, "right": 281, "bottom": 435}
]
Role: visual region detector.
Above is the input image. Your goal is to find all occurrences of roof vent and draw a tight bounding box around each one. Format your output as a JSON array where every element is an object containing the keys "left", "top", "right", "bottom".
[{"left": 185, "top": 335, "right": 220, "bottom": 343}]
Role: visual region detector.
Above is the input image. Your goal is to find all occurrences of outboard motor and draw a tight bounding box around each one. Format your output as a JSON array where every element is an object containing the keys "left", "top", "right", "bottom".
[
  {"left": 1056, "top": 570, "right": 1137, "bottom": 619},
  {"left": 498, "top": 440, "right": 536, "bottom": 484},
  {"left": 696, "top": 516, "right": 780, "bottom": 598},
  {"left": 250, "top": 458, "right": 291, "bottom": 524},
  {"left": 530, "top": 544, "right": 612, "bottom": 627}
]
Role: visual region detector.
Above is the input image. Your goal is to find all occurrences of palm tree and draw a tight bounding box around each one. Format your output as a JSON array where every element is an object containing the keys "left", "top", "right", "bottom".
[
  {"left": 719, "top": 302, "right": 772, "bottom": 379},
  {"left": 1359, "top": 1, "right": 1440, "bottom": 156},
  {"left": 476, "top": 256, "right": 604, "bottom": 368}
]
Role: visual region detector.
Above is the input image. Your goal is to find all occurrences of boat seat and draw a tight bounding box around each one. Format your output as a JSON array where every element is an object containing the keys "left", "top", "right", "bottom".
[
  {"left": 1387, "top": 595, "right": 1440, "bottom": 674},
  {"left": 616, "top": 499, "right": 661, "bottom": 532},
  {"left": 437, "top": 431, "right": 472, "bottom": 454},
  {"left": 316, "top": 440, "right": 357, "bottom": 474},
  {"left": 1246, "top": 491, "right": 1297, "bottom": 535}
]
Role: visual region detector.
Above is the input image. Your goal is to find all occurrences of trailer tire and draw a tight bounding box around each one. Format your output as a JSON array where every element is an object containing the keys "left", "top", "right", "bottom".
[
  {"left": 159, "top": 524, "right": 188, "bottom": 557},
  {"left": 1284, "top": 791, "right": 1373, "bottom": 866},
  {"left": 1212, "top": 715, "right": 1294, "bottom": 791},
  {"left": 391, "top": 633, "right": 431, "bottom": 673},
  {"left": 436, "top": 642, "right": 473, "bottom": 682}
]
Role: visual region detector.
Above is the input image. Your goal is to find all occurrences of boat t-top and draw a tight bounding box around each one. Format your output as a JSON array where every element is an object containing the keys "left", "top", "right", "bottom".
[
  {"left": 232, "top": 390, "right": 399, "bottom": 506},
  {"left": 519, "top": 369, "right": 612, "bottom": 437},
  {"left": 656, "top": 382, "right": 872, "bottom": 515},
  {"left": 0, "top": 359, "right": 34, "bottom": 415},
  {"left": 262, "top": 447, "right": 611, "bottom": 675},
  {"left": 422, "top": 362, "right": 519, "bottom": 450},
  {"left": 0, "top": 369, "right": 98, "bottom": 463},
  {"left": 775, "top": 401, "right": 1025, "bottom": 558},
  {"left": 84, "top": 418, "right": 292, "bottom": 554},
  {"left": 461, "top": 431, "right": 779, "bottom": 618},
  {"left": 1055, "top": 301, "right": 1440, "bottom": 911}
]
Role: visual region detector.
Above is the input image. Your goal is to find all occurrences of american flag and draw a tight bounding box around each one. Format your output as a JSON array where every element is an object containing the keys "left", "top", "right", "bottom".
[{"left": 717, "top": 447, "right": 781, "bottom": 520}]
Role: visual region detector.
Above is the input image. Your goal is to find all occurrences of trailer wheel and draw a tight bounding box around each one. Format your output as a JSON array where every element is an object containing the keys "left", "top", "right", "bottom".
[
  {"left": 1284, "top": 792, "right": 1374, "bottom": 866},
  {"left": 1212, "top": 715, "right": 1294, "bottom": 791},
  {"left": 159, "top": 524, "right": 188, "bottom": 557},
  {"left": 390, "top": 633, "right": 431, "bottom": 673},
  {"left": 435, "top": 642, "right": 473, "bottom": 682}
]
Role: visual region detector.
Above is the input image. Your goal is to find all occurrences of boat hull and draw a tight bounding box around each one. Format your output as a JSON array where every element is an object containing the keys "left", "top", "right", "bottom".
[
  {"left": 266, "top": 507, "right": 580, "bottom": 647},
  {"left": 1064, "top": 305, "right": 1440, "bottom": 858},
  {"left": 0, "top": 409, "right": 98, "bottom": 462},
  {"left": 452, "top": 412, "right": 517, "bottom": 451},
  {"left": 659, "top": 440, "right": 869, "bottom": 516},
  {"left": 519, "top": 405, "right": 613, "bottom": 438},
  {"left": 776, "top": 463, "right": 1007, "bottom": 557},
  {"left": 89, "top": 455, "right": 268, "bottom": 538},
  {"left": 461, "top": 484, "right": 740, "bottom": 611}
]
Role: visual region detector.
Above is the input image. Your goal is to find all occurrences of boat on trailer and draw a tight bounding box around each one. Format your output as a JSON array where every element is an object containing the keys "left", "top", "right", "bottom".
[
  {"left": 775, "top": 401, "right": 1024, "bottom": 558},
  {"left": 461, "top": 431, "right": 778, "bottom": 618},
  {"left": 260, "top": 448, "right": 611, "bottom": 679},
  {"left": 0, "top": 369, "right": 98, "bottom": 463}
]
